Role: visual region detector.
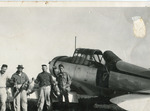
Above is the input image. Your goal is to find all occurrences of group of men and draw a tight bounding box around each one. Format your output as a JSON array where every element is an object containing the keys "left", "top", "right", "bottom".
[{"left": 0, "top": 63, "right": 72, "bottom": 111}]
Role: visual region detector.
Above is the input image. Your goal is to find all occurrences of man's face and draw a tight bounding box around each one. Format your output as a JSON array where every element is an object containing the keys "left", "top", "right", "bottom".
[
  {"left": 1, "top": 67, "right": 7, "bottom": 74},
  {"left": 17, "top": 68, "right": 23, "bottom": 73},
  {"left": 59, "top": 66, "right": 64, "bottom": 72},
  {"left": 42, "top": 66, "right": 47, "bottom": 72},
  {"left": 53, "top": 68, "right": 59, "bottom": 76}
]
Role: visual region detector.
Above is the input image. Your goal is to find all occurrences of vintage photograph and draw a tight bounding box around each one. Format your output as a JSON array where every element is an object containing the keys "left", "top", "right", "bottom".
[{"left": 0, "top": 5, "right": 150, "bottom": 111}]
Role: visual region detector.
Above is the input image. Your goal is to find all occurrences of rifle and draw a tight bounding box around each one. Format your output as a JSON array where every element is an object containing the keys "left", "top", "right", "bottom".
[{"left": 13, "top": 81, "right": 29, "bottom": 99}]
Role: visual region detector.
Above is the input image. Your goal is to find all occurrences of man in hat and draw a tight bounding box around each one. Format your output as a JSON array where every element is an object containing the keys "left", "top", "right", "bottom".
[
  {"left": 11, "top": 65, "right": 29, "bottom": 111},
  {"left": 35, "top": 64, "right": 54, "bottom": 111},
  {"left": 0, "top": 64, "right": 9, "bottom": 111},
  {"left": 56, "top": 64, "right": 72, "bottom": 103}
]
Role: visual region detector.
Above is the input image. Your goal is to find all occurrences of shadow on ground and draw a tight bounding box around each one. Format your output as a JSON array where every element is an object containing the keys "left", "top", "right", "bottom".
[{"left": 5, "top": 97, "right": 125, "bottom": 111}]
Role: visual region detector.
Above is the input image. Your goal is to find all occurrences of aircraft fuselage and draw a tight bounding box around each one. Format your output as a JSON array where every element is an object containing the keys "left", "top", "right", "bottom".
[{"left": 49, "top": 48, "right": 150, "bottom": 98}]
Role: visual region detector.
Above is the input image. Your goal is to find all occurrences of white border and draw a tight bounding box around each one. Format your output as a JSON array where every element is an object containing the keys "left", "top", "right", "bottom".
[{"left": 0, "top": 1, "right": 150, "bottom": 7}]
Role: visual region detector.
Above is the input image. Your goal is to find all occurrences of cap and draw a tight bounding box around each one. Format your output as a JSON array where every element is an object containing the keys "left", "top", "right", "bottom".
[
  {"left": 42, "top": 64, "right": 47, "bottom": 67},
  {"left": 2, "top": 64, "right": 8, "bottom": 68}
]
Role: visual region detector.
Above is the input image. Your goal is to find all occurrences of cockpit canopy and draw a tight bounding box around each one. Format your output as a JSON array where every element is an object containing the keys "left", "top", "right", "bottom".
[{"left": 72, "top": 48, "right": 104, "bottom": 66}]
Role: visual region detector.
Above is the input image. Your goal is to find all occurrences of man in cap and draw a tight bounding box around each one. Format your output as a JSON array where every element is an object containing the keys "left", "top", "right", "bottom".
[
  {"left": 11, "top": 65, "right": 29, "bottom": 111},
  {"left": 35, "top": 64, "right": 53, "bottom": 111},
  {"left": 0, "top": 64, "right": 9, "bottom": 111},
  {"left": 56, "top": 64, "right": 72, "bottom": 103}
]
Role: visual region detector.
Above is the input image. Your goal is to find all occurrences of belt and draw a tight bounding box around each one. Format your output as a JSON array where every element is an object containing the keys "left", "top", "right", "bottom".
[{"left": 17, "top": 84, "right": 23, "bottom": 85}]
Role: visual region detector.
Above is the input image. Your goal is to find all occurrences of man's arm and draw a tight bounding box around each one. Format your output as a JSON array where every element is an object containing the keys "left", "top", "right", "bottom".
[
  {"left": 6, "top": 75, "right": 13, "bottom": 99},
  {"left": 9, "top": 74, "right": 16, "bottom": 87},
  {"left": 67, "top": 73, "right": 72, "bottom": 85},
  {"left": 34, "top": 74, "right": 40, "bottom": 84},
  {"left": 6, "top": 78, "right": 13, "bottom": 87}
]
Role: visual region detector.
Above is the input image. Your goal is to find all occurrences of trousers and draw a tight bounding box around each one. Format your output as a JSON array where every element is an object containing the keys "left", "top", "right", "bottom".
[
  {"left": 58, "top": 88, "right": 69, "bottom": 103},
  {"left": 37, "top": 86, "right": 51, "bottom": 111},
  {"left": 0, "top": 88, "right": 7, "bottom": 111},
  {"left": 13, "top": 84, "right": 28, "bottom": 111}
]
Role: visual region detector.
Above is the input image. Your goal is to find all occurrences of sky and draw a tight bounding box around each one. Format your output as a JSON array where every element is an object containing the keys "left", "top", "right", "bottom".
[{"left": 0, "top": 7, "right": 150, "bottom": 79}]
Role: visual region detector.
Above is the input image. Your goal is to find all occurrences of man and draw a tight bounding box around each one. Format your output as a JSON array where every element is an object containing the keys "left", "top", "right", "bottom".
[
  {"left": 57, "top": 64, "right": 71, "bottom": 103},
  {"left": 11, "top": 65, "right": 29, "bottom": 111},
  {"left": 35, "top": 64, "right": 53, "bottom": 111},
  {"left": 0, "top": 64, "right": 9, "bottom": 111}
]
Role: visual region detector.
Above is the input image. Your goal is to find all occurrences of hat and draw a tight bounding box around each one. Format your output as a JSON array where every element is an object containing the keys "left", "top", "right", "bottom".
[{"left": 17, "top": 65, "right": 24, "bottom": 69}]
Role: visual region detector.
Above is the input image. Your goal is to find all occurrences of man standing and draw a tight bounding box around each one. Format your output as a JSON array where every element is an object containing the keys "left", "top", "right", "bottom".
[
  {"left": 35, "top": 64, "right": 53, "bottom": 111},
  {"left": 57, "top": 64, "right": 71, "bottom": 103},
  {"left": 11, "top": 65, "right": 29, "bottom": 111},
  {"left": 0, "top": 64, "right": 9, "bottom": 111}
]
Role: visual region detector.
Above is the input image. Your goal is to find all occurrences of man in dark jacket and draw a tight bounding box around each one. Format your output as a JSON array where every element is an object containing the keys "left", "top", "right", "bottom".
[
  {"left": 57, "top": 64, "right": 72, "bottom": 103},
  {"left": 11, "top": 65, "right": 29, "bottom": 111}
]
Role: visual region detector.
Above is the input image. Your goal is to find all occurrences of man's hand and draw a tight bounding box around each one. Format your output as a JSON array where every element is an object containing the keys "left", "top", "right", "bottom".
[
  {"left": 6, "top": 88, "right": 11, "bottom": 96},
  {"left": 62, "top": 86, "right": 66, "bottom": 90},
  {"left": 14, "top": 84, "right": 19, "bottom": 89},
  {"left": 27, "top": 89, "right": 34, "bottom": 96},
  {"left": 21, "top": 81, "right": 29, "bottom": 90}
]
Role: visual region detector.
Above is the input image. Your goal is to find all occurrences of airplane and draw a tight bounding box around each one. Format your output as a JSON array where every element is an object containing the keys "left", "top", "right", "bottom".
[{"left": 49, "top": 48, "right": 150, "bottom": 111}]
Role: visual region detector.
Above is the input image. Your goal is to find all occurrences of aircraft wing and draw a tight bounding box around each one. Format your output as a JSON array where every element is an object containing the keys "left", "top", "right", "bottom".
[{"left": 110, "top": 89, "right": 150, "bottom": 111}]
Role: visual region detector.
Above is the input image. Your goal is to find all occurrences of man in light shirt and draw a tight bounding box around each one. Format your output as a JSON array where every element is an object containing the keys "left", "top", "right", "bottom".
[{"left": 0, "top": 64, "right": 9, "bottom": 111}]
